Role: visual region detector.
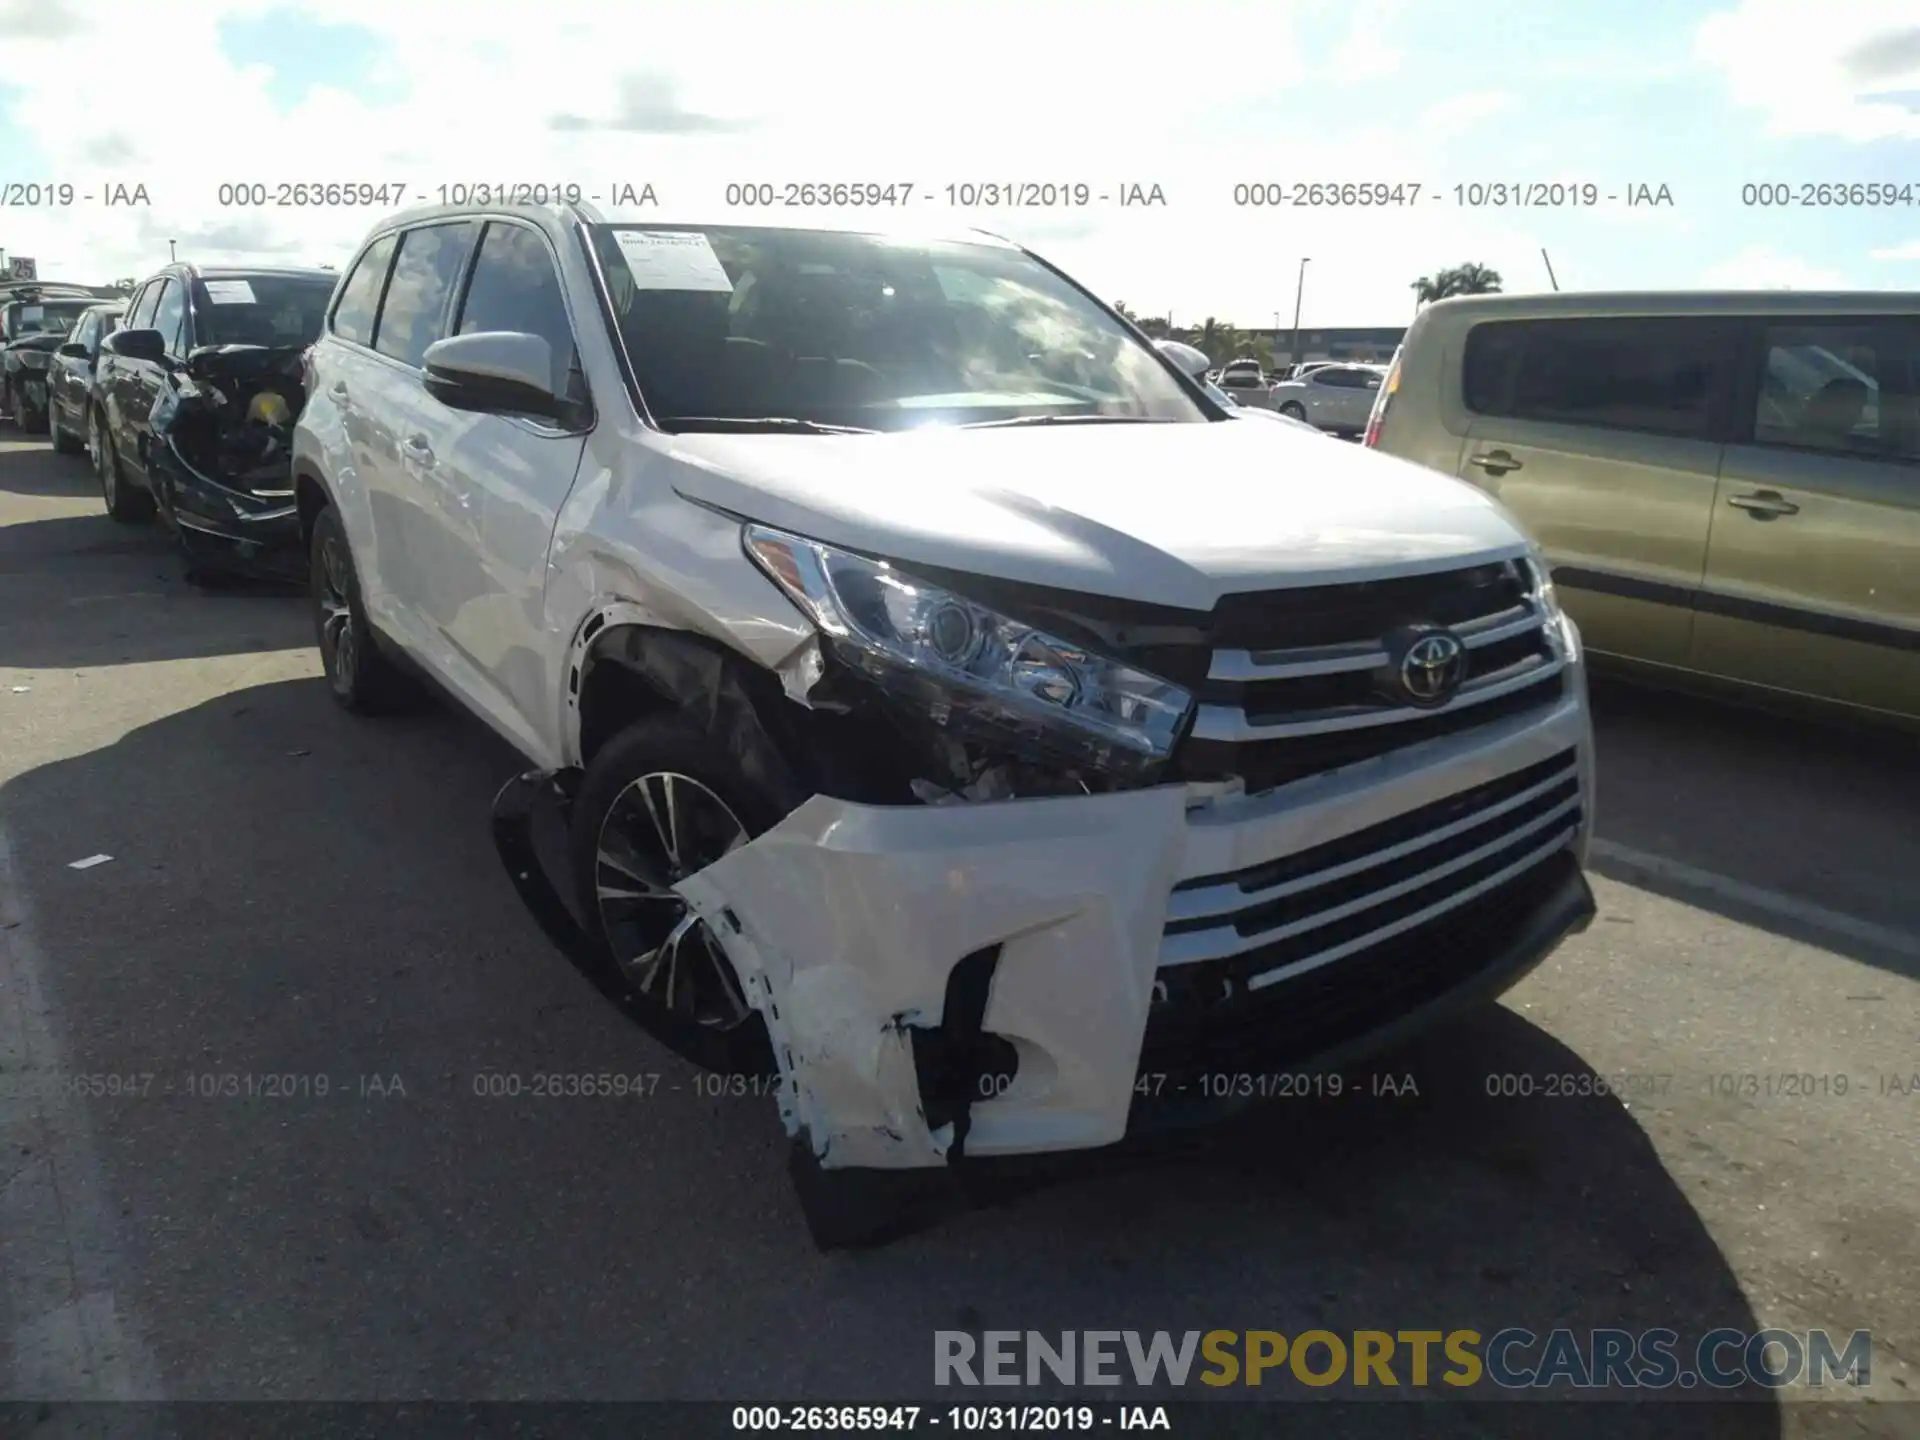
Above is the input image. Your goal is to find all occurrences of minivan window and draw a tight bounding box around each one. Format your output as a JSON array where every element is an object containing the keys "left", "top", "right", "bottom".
[
  {"left": 332, "top": 236, "right": 396, "bottom": 348},
  {"left": 454, "top": 222, "right": 578, "bottom": 397},
  {"left": 1752, "top": 321, "right": 1918, "bottom": 461},
  {"left": 375, "top": 222, "right": 477, "bottom": 369},
  {"left": 192, "top": 273, "right": 335, "bottom": 349},
  {"left": 588, "top": 223, "right": 1207, "bottom": 432},
  {"left": 151, "top": 281, "right": 187, "bottom": 356},
  {"left": 1465, "top": 318, "right": 1732, "bottom": 439}
]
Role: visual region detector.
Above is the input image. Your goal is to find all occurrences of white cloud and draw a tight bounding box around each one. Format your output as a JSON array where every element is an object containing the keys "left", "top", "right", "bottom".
[
  {"left": 1700, "top": 245, "right": 1852, "bottom": 289},
  {"left": 1415, "top": 91, "right": 1516, "bottom": 142},
  {"left": 1695, "top": 0, "right": 1920, "bottom": 141},
  {"left": 0, "top": 0, "right": 1837, "bottom": 323},
  {"left": 1869, "top": 240, "right": 1920, "bottom": 260},
  {"left": 1332, "top": 0, "right": 1407, "bottom": 81}
]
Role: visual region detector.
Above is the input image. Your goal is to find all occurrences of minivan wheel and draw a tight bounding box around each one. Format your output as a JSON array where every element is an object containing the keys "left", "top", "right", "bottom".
[
  {"left": 310, "top": 504, "right": 417, "bottom": 713},
  {"left": 569, "top": 716, "right": 783, "bottom": 1078},
  {"left": 1279, "top": 401, "right": 1307, "bottom": 421},
  {"left": 94, "top": 411, "right": 155, "bottom": 522}
]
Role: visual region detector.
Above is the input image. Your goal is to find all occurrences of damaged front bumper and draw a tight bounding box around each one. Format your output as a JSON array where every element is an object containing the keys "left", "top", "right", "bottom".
[
  {"left": 148, "top": 434, "right": 304, "bottom": 579},
  {"left": 498, "top": 687, "right": 1596, "bottom": 1177}
]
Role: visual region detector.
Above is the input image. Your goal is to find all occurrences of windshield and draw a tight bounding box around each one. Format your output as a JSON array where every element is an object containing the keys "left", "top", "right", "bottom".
[
  {"left": 190, "top": 274, "right": 336, "bottom": 348},
  {"left": 589, "top": 224, "right": 1207, "bottom": 432},
  {"left": 6, "top": 300, "right": 92, "bottom": 339}
]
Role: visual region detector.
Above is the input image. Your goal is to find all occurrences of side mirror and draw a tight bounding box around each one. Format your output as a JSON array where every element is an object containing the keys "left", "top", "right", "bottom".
[
  {"left": 58, "top": 342, "right": 88, "bottom": 359},
  {"left": 1152, "top": 338, "right": 1212, "bottom": 380},
  {"left": 421, "top": 332, "right": 563, "bottom": 420},
  {"left": 104, "top": 328, "right": 167, "bottom": 363}
]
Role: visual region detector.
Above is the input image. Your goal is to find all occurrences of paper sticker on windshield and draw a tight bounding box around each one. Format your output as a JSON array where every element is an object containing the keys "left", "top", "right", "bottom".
[
  {"left": 613, "top": 231, "right": 734, "bottom": 293},
  {"left": 202, "top": 279, "right": 257, "bottom": 305}
]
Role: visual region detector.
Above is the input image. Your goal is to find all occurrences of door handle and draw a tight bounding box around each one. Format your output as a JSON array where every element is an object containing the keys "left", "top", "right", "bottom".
[
  {"left": 329, "top": 382, "right": 350, "bottom": 407},
  {"left": 402, "top": 433, "right": 434, "bottom": 467},
  {"left": 1727, "top": 490, "right": 1799, "bottom": 519},
  {"left": 1467, "top": 450, "right": 1523, "bottom": 476}
]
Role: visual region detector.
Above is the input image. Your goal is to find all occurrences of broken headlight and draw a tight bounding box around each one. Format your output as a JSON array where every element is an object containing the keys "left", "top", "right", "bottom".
[{"left": 744, "top": 524, "right": 1194, "bottom": 778}]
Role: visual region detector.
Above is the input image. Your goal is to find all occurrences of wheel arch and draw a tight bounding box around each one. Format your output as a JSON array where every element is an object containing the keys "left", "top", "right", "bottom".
[{"left": 568, "top": 616, "right": 808, "bottom": 811}]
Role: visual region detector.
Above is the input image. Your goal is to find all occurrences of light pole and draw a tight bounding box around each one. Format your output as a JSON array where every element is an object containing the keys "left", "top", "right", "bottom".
[
  {"left": 168, "top": 239, "right": 177, "bottom": 263},
  {"left": 1290, "top": 258, "right": 1310, "bottom": 367}
]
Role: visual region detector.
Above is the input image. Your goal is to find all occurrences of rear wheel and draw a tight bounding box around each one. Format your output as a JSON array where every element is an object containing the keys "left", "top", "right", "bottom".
[
  {"left": 569, "top": 715, "right": 789, "bottom": 1077},
  {"left": 310, "top": 504, "right": 418, "bottom": 713},
  {"left": 94, "top": 409, "right": 155, "bottom": 523}
]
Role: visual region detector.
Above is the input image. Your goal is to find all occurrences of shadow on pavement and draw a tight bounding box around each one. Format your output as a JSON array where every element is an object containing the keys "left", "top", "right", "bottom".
[
  {"left": 0, "top": 511, "right": 307, "bottom": 669},
  {"left": 1588, "top": 677, "right": 1920, "bottom": 981},
  {"left": 0, "top": 436, "right": 99, "bottom": 498},
  {"left": 0, "top": 676, "right": 1775, "bottom": 1420}
]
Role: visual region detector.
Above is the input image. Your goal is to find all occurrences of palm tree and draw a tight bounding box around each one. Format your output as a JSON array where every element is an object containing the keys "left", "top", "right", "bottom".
[
  {"left": 1411, "top": 262, "right": 1504, "bottom": 309},
  {"left": 1196, "top": 317, "right": 1244, "bottom": 365}
]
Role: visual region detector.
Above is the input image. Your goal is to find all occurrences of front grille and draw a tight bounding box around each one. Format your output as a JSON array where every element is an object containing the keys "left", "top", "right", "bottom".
[
  {"left": 1138, "top": 847, "right": 1579, "bottom": 1084},
  {"left": 1173, "top": 557, "right": 1567, "bottom": 793},
  {"left": 1159, "top": 748, "right": 1582, "bottom": 974}
]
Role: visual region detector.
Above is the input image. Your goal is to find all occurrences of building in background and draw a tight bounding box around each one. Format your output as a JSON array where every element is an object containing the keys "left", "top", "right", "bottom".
[{"left": 1246, "top": 326, "right": 1406, "bottom": 365}]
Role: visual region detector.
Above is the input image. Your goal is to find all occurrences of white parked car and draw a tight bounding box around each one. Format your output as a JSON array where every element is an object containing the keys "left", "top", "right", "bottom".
[
  {"left": 294, "top": 203, "right": 1596, "bottom": 1246},
  {"left": 1156, "top": 340, "right": 1325, "bottom": 435},
  {"left": 1268, "top": 363, "right": 1386, "bottom": 436}
]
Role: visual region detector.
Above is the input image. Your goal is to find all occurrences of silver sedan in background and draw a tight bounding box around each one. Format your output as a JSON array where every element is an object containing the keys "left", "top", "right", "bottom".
[{"left": 1267, "top": 363, "right": 1383, "bottom": 437}]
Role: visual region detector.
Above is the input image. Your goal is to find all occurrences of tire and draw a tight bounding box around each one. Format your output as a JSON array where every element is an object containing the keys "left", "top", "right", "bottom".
[
  {"left": 568, "top": 714, "right": 794, "bottom": 1077},
  {"left": 310, "top": 503, "right": 418, "bottom": 714},
  {"left": 94, "top": 409, "right": 155, "bottom": 523},
  {"left": 1279, "top": 401, "right": 1307, "bottom": 421},
  {"left": 50, "top": 405, "right": 83, "bottom": 455}
]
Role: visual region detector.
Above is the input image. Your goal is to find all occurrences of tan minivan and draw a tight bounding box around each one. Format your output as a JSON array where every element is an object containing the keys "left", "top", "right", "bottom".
[{"left": 1366, "top": 292, "right": 1920, "bottom": 724}]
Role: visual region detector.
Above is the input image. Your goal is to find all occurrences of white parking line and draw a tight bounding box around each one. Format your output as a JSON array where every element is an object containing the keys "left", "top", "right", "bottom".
[
  {"left": 1589, "top": 838, "right": 1920, "bottom": 962},
  {"left": 0, "top": 824, "right": 163, "bottom": 1400}
]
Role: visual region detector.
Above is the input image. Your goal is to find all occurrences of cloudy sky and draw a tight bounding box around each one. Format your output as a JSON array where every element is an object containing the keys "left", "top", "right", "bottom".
[{"left": 1, "top": 0, "right": 1917, "bottom": 327}]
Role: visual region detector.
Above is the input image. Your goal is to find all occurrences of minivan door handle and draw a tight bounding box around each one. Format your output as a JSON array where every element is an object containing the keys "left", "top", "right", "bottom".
[
  {"left": 1467, "top": 449, "right": 1523, "bottom": 476},
  {"left": 1727, "top": 490, "right": 1799, "bottom": 519},
  {"left": 402, "top": 433, "right": 435, "bottom": 467}
]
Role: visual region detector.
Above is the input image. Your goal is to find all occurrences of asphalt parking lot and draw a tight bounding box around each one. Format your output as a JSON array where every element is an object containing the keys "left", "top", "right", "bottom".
[{"left": 0, "top": 433, "right": 1915, "bottom": 1432}]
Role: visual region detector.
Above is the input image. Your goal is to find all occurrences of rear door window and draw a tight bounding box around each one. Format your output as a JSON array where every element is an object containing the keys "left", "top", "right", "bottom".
[{"left": 374, "top": 222, "right": 478, "bottom": 369}]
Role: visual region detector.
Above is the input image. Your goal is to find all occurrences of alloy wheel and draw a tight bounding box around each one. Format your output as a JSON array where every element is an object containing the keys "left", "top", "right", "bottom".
[
  {"left": 593, "top": 773, "right": 755, "bottom": 1029},
  {"left": 315, "top": 535, "right": 358, "bottom": 695}
]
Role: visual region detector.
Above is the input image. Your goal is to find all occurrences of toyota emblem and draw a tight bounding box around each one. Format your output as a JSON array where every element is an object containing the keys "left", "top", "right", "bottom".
[{"left": 1391, "top": 629, "right": 1467, "bottom": 706}]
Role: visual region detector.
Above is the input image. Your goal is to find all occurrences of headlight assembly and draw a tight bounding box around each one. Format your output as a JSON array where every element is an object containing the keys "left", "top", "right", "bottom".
[{"left": 743, "top": 523, "right": 1194, "bottom": 777}]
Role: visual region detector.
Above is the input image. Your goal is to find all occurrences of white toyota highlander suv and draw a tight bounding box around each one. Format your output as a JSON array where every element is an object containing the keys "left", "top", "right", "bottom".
[{"left": 293, "top": 201, "right": 1597, "bottom": 1246}]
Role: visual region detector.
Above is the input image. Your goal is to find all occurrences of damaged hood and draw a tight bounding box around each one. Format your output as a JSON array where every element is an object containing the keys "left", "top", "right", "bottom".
[{"left": 664, "top": 420, "right": 1528, "bottom": 611}]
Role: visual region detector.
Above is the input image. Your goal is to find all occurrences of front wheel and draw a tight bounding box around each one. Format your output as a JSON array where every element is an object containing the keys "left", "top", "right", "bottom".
[
  {"left": 569, "top": 715, "right": 790, "bottom": 1077},
  {"left": 50, "top": 403, "right": 83, "bottom": 455},
  {"left": 1279, "top": 401, "right": 1307, "bottom": 421}
]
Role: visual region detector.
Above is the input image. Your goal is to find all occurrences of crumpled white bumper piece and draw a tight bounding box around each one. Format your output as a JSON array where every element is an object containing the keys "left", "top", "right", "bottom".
[
  {"left": 675, "top": 785, "right": 1194, "bottom": 1171},
  {"left": 676, "top": 681, "right": 1595, "bottom": 1174}
]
